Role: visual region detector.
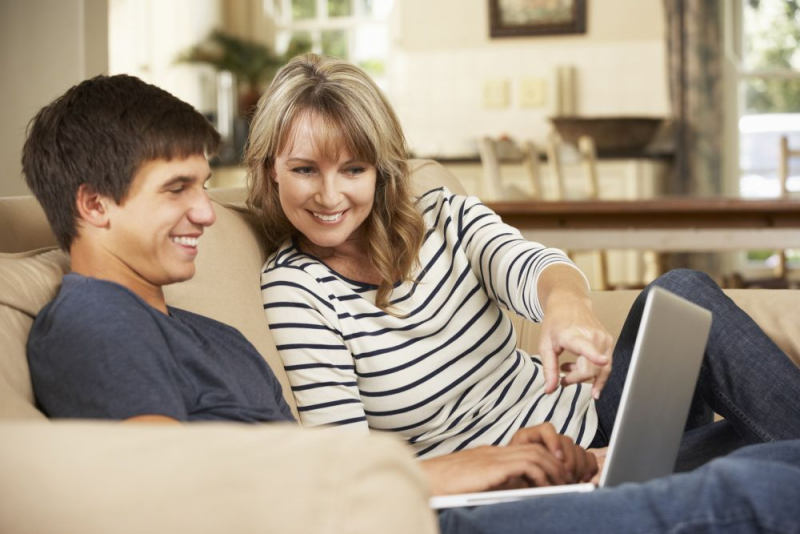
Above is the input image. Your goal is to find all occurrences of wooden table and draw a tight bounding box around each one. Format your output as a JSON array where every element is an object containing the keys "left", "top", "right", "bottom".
[{"left": 486, "top": 198, "right": 800, "bottom": 252}]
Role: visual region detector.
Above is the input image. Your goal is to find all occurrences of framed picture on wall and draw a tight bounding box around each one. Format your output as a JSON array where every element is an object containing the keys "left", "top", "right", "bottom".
[{"left": 489, "top": 0, "right": 587, "bottom": 38}]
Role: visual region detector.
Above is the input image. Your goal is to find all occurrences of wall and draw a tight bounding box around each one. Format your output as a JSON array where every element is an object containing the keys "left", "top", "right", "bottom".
[
  {"left": 0, "top": 0, "right": 108, "bottom": 198},
  {"left": 389, "top": 0, "right": 670, "bottom": 157},
  {"left": 109, "top": 0, "right": 222, "bottom": 114}
]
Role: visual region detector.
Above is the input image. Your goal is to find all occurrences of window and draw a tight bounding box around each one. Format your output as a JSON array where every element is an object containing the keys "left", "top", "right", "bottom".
[
  {"left": 725, "top": 0, "right": 800, "bottom": 269},
  {"left": 266, "top": 0, "right": 393, "bottom": 87},
  {"left": 737, "top": 0, "right": 800, "bottom": 199}
]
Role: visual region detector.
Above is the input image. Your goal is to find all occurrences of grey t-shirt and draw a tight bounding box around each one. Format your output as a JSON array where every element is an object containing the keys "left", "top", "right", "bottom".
[{"left": 28, "top": 273, "right": 294, "bottom": 423}]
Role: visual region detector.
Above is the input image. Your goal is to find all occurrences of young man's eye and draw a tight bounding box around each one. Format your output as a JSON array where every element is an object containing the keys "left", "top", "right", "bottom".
[{"left": 169, "top": 186, "right": 186, "bottom": 194}]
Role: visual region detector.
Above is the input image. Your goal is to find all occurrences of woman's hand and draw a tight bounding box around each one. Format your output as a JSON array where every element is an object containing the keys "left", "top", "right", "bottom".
[
  {"left": 420, "top": 442, "right": 568, "bottom": 496},
  {"left": 537, "top": 266, "right": 615, "bottom": 399},
  {"left": 509, "top": 423, "right": 598, "bottom": 484},
  {"left": 419, "top": 423, "right": 599, "bottom": 496},
  {"left": 587, "top": 447, "right": 608, "bottom": 485}
]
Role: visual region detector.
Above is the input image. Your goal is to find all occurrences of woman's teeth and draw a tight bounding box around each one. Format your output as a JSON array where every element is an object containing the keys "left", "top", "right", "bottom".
[
  {"left": 313, "top": 212, "right": 343, "bottom": 222},
  {"left": 171, "top": 236, "right": 198, "bottom": 247}
]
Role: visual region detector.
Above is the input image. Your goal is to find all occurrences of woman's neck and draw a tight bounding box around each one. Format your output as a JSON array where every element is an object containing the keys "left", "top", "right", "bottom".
[{"left": 298, "top": 235, "right": 381, "bottom": 285}]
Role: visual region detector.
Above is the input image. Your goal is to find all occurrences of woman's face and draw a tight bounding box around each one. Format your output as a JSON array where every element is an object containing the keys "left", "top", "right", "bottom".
[{"left": 272, "top": 113, "right": 377, "bottom": 257}]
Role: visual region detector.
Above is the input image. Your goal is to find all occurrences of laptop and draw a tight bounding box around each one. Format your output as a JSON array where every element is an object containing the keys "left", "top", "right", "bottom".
[{"left": 430, "top": 286, "right": 713, "bottom": 509}]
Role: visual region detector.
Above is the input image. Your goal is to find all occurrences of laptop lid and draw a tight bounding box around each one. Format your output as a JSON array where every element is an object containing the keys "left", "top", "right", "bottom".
[{"left": 599, "top": 286, "right": 712, "bottom": 487}]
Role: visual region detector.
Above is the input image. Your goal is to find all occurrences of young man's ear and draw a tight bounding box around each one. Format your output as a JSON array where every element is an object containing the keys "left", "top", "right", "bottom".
[{"left": 75, "top": 184, "right": 112, "bottom": 228}]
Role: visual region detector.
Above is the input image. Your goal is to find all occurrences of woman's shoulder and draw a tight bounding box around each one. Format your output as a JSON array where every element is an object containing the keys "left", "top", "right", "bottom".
[
  {"left": 263, "top": 239, "right": 313, "bottom": 278},
  {"left": 416, "top": 186, "right": 484, "bottom": 224},
  {"left": 417, "top": 186, "right": 458, "bottom": 217},
  {"left": 417, "top": 185, "right": 454, "bottom": 206}
]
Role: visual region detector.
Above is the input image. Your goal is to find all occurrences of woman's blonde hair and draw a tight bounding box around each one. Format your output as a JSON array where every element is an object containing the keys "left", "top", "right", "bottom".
[{"left": 245, "top": 53, "right": 426, "bottom": 311}]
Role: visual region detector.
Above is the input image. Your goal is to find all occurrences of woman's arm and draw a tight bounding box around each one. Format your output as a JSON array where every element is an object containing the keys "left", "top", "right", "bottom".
[
  {"left": 454, "top": 193, "right": 613, "bottom": 398},
  {"left": 455, "top": 194, "right": 584, "bottom": 323},
  {"left": 261, "top": 266, "right": 369, "bottom": 431}
]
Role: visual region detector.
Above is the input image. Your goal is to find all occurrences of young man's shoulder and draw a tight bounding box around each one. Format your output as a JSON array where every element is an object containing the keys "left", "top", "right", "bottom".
[
  {"left": 32, "top": 274, "right": 157, "bottom": 336},
  {"left": 31, "top": 274, "right": 239, "bottom": 342}
]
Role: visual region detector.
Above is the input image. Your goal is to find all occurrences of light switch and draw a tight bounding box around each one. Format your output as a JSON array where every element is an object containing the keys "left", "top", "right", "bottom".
[
  {"left": 519, "top": 77, "right": 547, "bottom": 108},
  {"left": 483, "top": 79, "right": 510, "bottom": 109}
]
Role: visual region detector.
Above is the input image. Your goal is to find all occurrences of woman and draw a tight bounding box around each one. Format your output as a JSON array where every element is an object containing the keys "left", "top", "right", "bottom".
[{"left": 246, "top": 54, "right": 800, "bottom": 466}]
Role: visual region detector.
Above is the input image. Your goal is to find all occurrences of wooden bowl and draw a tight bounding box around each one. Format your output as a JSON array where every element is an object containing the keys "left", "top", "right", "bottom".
[{"left": 549, "top": 117, "right": 664, "bottom": 152}]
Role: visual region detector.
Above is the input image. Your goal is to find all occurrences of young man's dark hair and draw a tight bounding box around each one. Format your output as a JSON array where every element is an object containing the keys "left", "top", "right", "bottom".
[{"left": 21, "top": 74, "right": 221, "bottom": 250}]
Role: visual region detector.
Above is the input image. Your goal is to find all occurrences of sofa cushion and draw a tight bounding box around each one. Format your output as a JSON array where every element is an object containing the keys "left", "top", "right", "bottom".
[
  {"left": 0, "top": 248, "right": 70, "bottom": 419},
  {"left": 0, "top": 421, "right": 436, "bottom": 534}
]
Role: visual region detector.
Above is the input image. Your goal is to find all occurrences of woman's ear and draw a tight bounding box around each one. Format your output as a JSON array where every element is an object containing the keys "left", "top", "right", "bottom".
[{"left": 75, "top": 184, "right": 112, "bottom": 227}]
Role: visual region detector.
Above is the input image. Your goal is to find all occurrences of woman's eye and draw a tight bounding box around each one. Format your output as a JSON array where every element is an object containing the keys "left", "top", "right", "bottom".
[
  {"left": 345, "top": 167, "right": 366, "bottom": 176},
  {"left": 292, "top": 167, "right": 315, "bottom": 175}
]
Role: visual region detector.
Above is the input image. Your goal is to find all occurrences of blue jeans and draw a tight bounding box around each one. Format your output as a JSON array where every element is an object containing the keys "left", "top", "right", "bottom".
[
  {"left": 593, "top": 269, "right": 800, "bottom": 471},
  {"left": 438, "top": 439, "right": 800, "bottom": 534}
]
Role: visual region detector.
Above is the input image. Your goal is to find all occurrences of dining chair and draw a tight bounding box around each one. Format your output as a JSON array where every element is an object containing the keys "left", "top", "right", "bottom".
[
  {"left": 477, "top": 136, "right": 542, "bottom": 201},
  {"left": 546, "top": 133, "right": 659, "bottom": 291}
]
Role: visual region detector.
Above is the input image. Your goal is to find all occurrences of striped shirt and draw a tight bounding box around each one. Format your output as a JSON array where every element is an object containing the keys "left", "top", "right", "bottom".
[{"left": 261, "top": 187, "right": 597, "bottom": 458}]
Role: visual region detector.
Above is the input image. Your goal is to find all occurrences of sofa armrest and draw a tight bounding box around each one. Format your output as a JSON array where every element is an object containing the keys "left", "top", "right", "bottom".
[{"left": 0, "top": 421, "right": 438, "bottom": 534}]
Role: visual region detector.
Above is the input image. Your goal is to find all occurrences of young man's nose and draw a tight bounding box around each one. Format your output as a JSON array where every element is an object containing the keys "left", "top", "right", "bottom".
[{"left": 188, "top": 192, "right": 216, "bottom": 226}]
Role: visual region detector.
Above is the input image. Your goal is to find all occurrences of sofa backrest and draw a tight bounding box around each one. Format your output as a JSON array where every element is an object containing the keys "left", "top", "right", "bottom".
[
  {"left": 0, "top": 249, "right": 68, "bottom": 420},
  {"left": 0, "top": 160, "right": 466, "bottom": 420}
]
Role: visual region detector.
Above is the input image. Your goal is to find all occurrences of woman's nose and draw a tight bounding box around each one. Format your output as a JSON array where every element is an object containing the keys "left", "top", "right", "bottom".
[{"left": 316, "top": 175, "right": 342, "bottom": 208}]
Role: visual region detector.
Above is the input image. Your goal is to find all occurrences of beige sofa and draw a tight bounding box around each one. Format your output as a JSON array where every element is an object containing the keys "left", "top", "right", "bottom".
[{"left": 2, "top": 160, "right": 799, "bottom": 533}]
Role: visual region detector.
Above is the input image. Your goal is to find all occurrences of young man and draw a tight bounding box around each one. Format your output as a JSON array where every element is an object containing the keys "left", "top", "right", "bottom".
[
  {"left": 23, "top": 75, "right": 800, "bottom": 533},
  {"left": 23, "top": 74, "right": 294, "bottom": 427}
]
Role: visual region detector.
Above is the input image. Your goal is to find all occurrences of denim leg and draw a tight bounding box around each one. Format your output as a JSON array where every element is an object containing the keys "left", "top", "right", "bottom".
[
  {"left": 438, "top": 440, "right": 800, "bottom": 534},
  {"left": 593, "top": 269, "right": 800, "bottom": 467},
  {"left": 674, "top": 419, "right": 748, "bottom": 472}
]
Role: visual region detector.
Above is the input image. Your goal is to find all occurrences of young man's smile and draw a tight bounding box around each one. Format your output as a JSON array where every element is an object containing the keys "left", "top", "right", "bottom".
[{"left": 169, "top": 234, "right": 202, "bottom": 254}]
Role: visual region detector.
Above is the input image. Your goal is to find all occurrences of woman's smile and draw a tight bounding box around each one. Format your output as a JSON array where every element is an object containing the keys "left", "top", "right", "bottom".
[{"left": 311, "top": 210, "right": 346, "bottom": 223}]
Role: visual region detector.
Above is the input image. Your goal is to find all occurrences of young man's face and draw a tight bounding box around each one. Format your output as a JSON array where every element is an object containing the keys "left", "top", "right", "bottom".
[{"left": 102, "top": 155, "right": 215, "bottom": 290}]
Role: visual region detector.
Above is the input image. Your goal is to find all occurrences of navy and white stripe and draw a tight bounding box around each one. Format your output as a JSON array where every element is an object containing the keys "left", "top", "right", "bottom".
[{"left": 261, "top": 188, "right": 597, "bottom": 458}]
